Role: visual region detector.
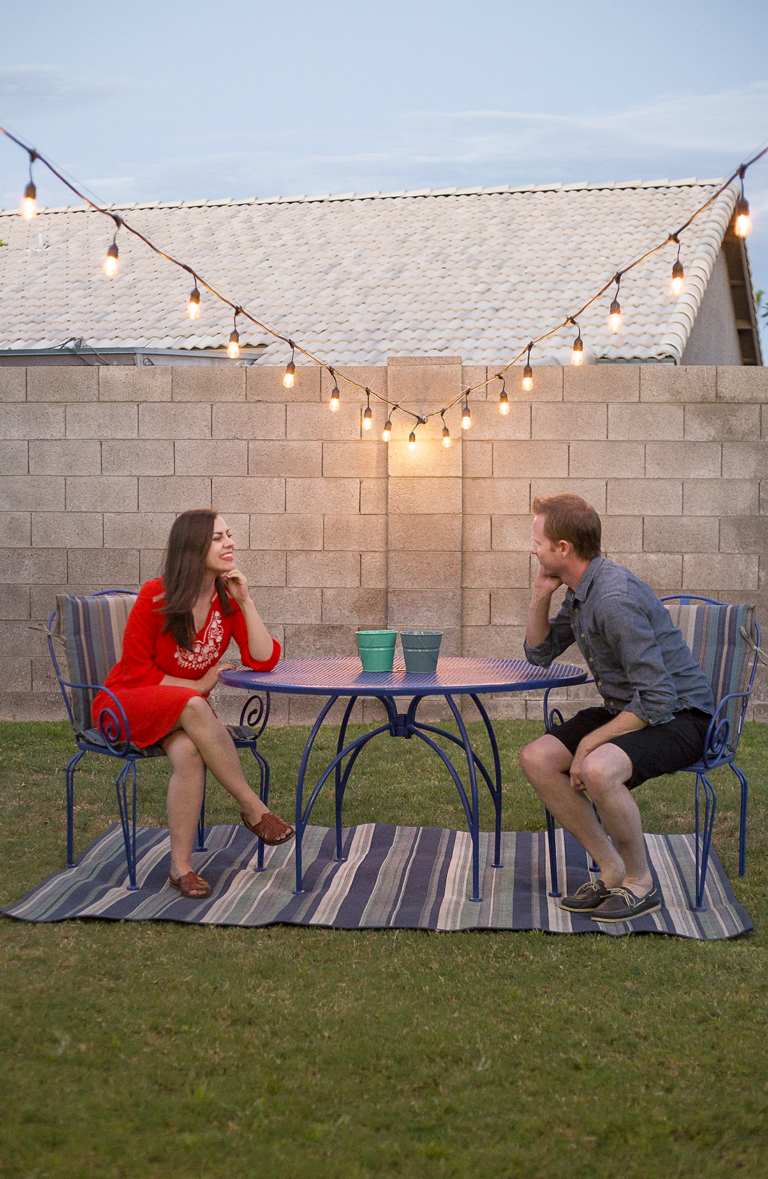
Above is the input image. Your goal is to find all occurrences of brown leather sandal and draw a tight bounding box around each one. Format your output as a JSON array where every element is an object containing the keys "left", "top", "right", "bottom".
[
  {"left": 241, "top": 810, "right": 295, "bottom": 845},
  {"left": 168, "top": 869, "right": 211, "bottom": 898}
]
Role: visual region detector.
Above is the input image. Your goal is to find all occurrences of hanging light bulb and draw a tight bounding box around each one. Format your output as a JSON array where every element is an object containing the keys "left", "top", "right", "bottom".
[
  {"left": 330, "top": 385, "right": 340, "bottom": 412},
  {"left": 734, "top": 196, "right": 752, "bottom": 238},
  {"left": 461, "top": 397, "right": 471, "bottom": 430},
  {"left": 498, "top": 376, "right": 509, "bottom": 415},
  {"left": 363, "top": 389, "right": 373, "bottom": 430},
  {"left": 608, "top": 297, "right": 622, "bottom": 332},
  {"left": 571, "top": 332, "right": 584, "bottom": 366},
  {"left": 382, "top": 419, "right": 392, "bottom": 442},
  {"left": 408, "top": 430, "right": 416, "bottom": 451},
  {"left": 102, "top": 241, "right": 119, "bottom": 277},
  {"left": 20, "top": 181, "right": 37, "bottom": 220},
  {"left": 521, "top": 365, "right": 533, "bottom": 392},
  {"left": 187, "top": 286, "right": 201, "bottom": 319},
  {"left": 227, "top": 330, "right": 240, "bottom": 359},
  {"left": 442, "top": 424, "right": 451, "bottom": 448},
  {"left": 670, "top": 260, "right": 685, "bottom": 297},
  {"left": 283, "top": 361, "right": 296, "bottom": 388}
]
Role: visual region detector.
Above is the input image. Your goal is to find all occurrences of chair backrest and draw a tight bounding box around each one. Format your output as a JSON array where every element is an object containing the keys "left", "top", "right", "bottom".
[
  {"left": 662, "top": 597, "right": 760, "bottom": 751},
  {"left": 50, "top": 591, "right": 138, "bottom": 735}
]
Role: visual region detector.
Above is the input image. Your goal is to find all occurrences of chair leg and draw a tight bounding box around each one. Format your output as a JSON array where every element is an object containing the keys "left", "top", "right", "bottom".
[
  {"left": 545, "top": 808, "right": 560, "bottom": 897},
  {"left": 195, "top": 768, "right": 207, "bottom": 851},
  {"left": 114, "top": 760, "right": 139, "bottom": 891},
  {"left": 64, "top": 750, "right": 86, "bottom": 868},
  {"left": 693, "top": 772, "right": 717, "bottom": 911},
  {"left": 730, "top": 763, "right": 748, "bottom": 877}
]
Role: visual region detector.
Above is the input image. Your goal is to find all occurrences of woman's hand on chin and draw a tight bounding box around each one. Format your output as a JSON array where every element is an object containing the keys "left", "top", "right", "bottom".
[{"left": 220, "top": 567, "right": 249, "bottom": 604}]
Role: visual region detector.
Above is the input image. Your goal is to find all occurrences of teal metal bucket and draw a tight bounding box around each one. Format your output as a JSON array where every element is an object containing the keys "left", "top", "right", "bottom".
[
  {"left": 401, "top": 630, "right": 442, "bottom": 675},
  {"left": 356, "top": 629, "right": 397, "bottom": 673}
]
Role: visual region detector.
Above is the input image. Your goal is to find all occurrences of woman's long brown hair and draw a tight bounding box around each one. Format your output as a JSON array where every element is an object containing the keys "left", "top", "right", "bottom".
[{"left": 161, "top": 509, "right": 233, "bottom": 650}]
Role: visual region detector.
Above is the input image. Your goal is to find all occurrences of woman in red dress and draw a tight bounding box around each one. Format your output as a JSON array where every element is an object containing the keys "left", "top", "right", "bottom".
[{"left": 93, "top": 509, "right": 293, "bottom": 899}]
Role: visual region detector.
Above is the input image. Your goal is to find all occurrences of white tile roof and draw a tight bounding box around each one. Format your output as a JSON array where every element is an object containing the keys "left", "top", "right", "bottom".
[{"left": 0, "top": 178, "right": 738, "bottom": 364}]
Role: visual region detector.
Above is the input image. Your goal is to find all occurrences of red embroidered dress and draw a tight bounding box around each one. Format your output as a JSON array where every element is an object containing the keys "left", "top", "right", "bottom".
[{"left": 92, "top": 577, "right": 280, "bottom": 747}]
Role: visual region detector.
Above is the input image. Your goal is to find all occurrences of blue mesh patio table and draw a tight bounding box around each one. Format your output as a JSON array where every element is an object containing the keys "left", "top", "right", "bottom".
[{"left": 219, "top": 656, "right": 587, "bottom": 901}]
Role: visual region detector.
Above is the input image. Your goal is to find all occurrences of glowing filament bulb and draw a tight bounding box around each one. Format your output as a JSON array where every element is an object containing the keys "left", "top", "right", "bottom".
[
  {"left": 21, "top": 181, "right": 37, "bottom": 220},
  {"left": 499, "top": 389, "right": 509, "bottom": 415},
  {"left": 102, "top": 242, "right": 119, "bottom": 277},
  {"left": 670, "top": 260, "right": 685, "bottom": 297},
  {"left": 522, "top": 364, "right": 533, "bottom": 392},
  {"left": 571, "top": 335, "right": 584, "bottom": 366},
  {"left": 330, "top": 386, "right": 340, "bottom": 412},
  {"left": 461, "top": 402, "right": 471, "bottom": 430},
  {"left": 382, "top": 419, "right": 392, "bottom": 441},
  {"left": 187, "top": 287, "right": 201, "bottom": 319},
  {"left": 283, "top": 360, "right": 295, "bottom": 388},
  {"left": 363, "top": 405, "right": 373, "bottom": 430},
  {"left": 408, "top": 430, "right": 416, "bottom": 451},
  {"left": 734, "top": 197, "right": 752, "bottom": 238},
  {"left": 608, "top": 297, "right": 621, "bottom": 332},
  {"left": 227, "top": 330, "right": 240, "bottom": 359},
  {"left": 442, "top": 425, "right": 451, "bottom": 448}
]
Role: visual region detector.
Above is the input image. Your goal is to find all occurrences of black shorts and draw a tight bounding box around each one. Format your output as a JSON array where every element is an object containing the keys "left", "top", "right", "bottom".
[{"left": 548, "top": 706, "right": 712, "bottom": 790}]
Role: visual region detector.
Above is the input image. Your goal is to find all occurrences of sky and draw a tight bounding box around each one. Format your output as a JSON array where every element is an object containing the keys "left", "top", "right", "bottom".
[{"left": 1, "top": 0, "right": 767, "bottom": 342}]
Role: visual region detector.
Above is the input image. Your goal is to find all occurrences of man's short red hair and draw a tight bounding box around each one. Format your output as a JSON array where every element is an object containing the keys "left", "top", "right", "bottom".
[{"left": 532, "top": 493, "right": 601, "bottom": 560}]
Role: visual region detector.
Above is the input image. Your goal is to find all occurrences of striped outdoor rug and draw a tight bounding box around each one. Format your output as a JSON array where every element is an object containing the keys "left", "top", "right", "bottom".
[{"left": 3, "top": 822, "right": 752, "bottom": 939}]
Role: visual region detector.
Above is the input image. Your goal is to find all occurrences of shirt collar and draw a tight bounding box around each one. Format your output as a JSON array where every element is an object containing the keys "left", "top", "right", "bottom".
[{"left": 572, "top": 556, "right": 605, "bottom": 602}]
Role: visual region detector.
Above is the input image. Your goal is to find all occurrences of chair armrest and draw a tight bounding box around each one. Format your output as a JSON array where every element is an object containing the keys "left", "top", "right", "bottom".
[
  {"left": 60, "top": 678, "right": 134, "bottom": 757},
  {"left": 238, "top": 691, "right": 271, "bottom": 738},
  {"left": 701, "top": 690, "right": 751, "bottom": 769},
  {"left": 543, "top": 680, "right": 594, "bottom": 734}
]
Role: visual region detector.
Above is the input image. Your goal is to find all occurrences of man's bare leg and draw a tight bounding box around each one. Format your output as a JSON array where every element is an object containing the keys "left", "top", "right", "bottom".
[
  {"left": 520, "top": 735, "right": 626, "bottom": 887},
  {"left": 580, "top": 744, "right": 653, "bottom": 895}
]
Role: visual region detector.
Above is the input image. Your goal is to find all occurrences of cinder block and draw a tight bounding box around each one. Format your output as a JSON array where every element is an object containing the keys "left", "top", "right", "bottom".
[
  {"left": 285, "top": 693, "right": 364, "bottom": 726},
  {"left": 31, "top": 656, "right": 59, "bottom": 692},
  {"left": 324, "top": 515, "right": 387, "bottom": 551},
  {"left": 491, "top": 515, "right": 531, "bottom": 551},
  {"left": 139, "top": 550, "right": 164, "bottom": 582},
  {"left": 212, "top": 477, "right": 283, "bottom": 514},
  {"left": 251, "top": 514, "right": 323, "bottom": 551},
  {"left": 461, "top": 624, "right": 526, "bottom": 659},
  {"left": 387, "top": 362, "right": 462, "bottom": 404},
  {"left": 490, "top": 588, "right": 530, "bottom": 625},
  {"left": 389, "top": 514, "right": 461, "bottom": 551},
  {"left": 0, "top": 476, "right": 65, "bottom": 512},
  {"left": 0, "top": 549, "right": 65, "bottom": 584},
  {"left": 533, "top": 404, "right": 606, "bottom": 441},
  {"left": 493, "top": 441, "right": 568, "bottom": 478},
  {"left": 212, "top": 403, "right": 286, "bottom": 440},
  {"left": 285, "top": 477, "right": 358, "bottom": 515},
  {"left": 463, "top": 551, "right": 529, "bottom": 589},
  {"left": 0, "top": 584, "right": 31, "bottom": 619},
  {"left": 719, "top": 517, "right": 768, "bottom": 554},
  {"left": 104, "top": 513, "right": 175, "bottom": 548},
  {"left": 683, "top": 554, "right": 759, "bottom": 591},
  {"left": 27, "top": 368, "right": 98, "bottom": 402},
  {"left": 388, "top": 551, "right": 461, "bottom": 590},
  {"left": 599, "top": 516, "right": 643, "bottom": 552},
  {"left": 248, "top": 440, "right": 321, "bottom": 478},
  {"left": 139, "top": 403, "right": 211, "bottom": 439},
  {"left": 608, "top": 404, "right": 684, "bottom": 441},
  {"left": 360, "top": 479, "right": 387, "bottom": 514},
  {"left": 33, "top": 513, "right": 103, "bottom": 548},
  {"left": 463, "top": 441, "right": 492, "bottom": 477},
  {"left": 685, "top": 404, "right": 759, "bottom": 442},
  {"left": 320, "top": 365, "right": 387, "bottom": 404},
  {"left": 530, "top": 480, "right": 607, "bottom": 513},
  {"left": 172, "top": 367, "right": 245, "bottom": 402},
  {"left": 0, "top": 690, "right": 67, "bottom": 721},
  {"left": 0, "top": 404, "right": 64, "bottom": 439},
  {"left": 323, "top": 440, "right": 387, "bottom": 478},
  {"left": 569, "top": 441, "right": 644, "bottom": 479},
  {"left": 287, "top": 403, "right": 361, "bottom": 441},
  {"left": 608, "top": 553, "right": 682, "bottom": 589},
  {"left": 387, "top": 439, "right": 461, "bottom": 478},
  {"left": 463, "top": 479, "right": 529, "bottom": 515},
  {"left": 66, "top": 403, "right": 138, "bottom": 439},
  {"left": 288, "top": 551, "right": 360, "bottom": 588},
  {"left": 68, "top": 549, "right": 140, "bottom": 585},
  {"left": 0, "top": 442, "right": 28, "bottom": 474},
  {"left": 464, "top": 402, "right": 531, "bottom": 440},
  {"left": 283, "top": 624, "right": 358, "bottom": 659},
  {"left": 645, "top": 442, "right": 721, "bottom": 479},
  {"left": 0, "top": 514, "right": 31, "bottom": 545},
  {"left": 229, "top": 550, "right": 286, "bottom": 588},
  {"left": 387, "top": 589, "right": 461, "bottom": 628},
  {"left": 361, "top": 551, "right": 387, "bottom": 587},
  {"left": 388, "top": 477, "right": 462, "bottom": 515},
  {"left": 640, "top": 365, "right": 716, "bottom": 403},
  {"left": 716, "top": 367, "right": 768, "bottom": 402},
  {"left": 322, "top": 588, "right": 387, "bottom": 626},
  {"left": 0, "top": 620, "right": 48, "bottom": 657},
  {"left": 607, "top": 480, "right": 681, "bottom": 515},
  {"left": 683, "top": 480, "right": 757, "bottom": 516},
  {"left": 248, "top": 365, "right": 322, "bottom": 402},
  {"left": 462, "top": 588, "right": 490, "bottom": 626},
  {"left": 462, "top": 366, "right": 487, "bottom": 397},
  {"left": 722, "top": 443, "right": 768, "bottom": 480},
  {"left": 491, "top": 365, "right": 563, "bottom": 401},
  {"left": 99, "top": 367, "right": 171, "bottom": 402},
  {"left": 643, "top": 516, "right": 719, "bottom": 554},
  {"left": 476, "top": 693, "right": 527, "bottom": 721},
  {"left": 0, "top": 659, "right": 31, "bottom": 691},
  {"left": 253, "top": 587, "right": 322, "bottom": 625},
  {"left": 102, "top": 440, "right": 174, "bottom": 475},
  {"left": 564, "top": 366, "right": 639, "bottom": 402},
  {"left": 463, "top": 515, "right": 491, "bottom": 550},
  {"left": 67, "top": 476, "right": 137, "bottom": 512},
  {"left": 175, "top": 440, "right": 248, "bottom": 476},
  {"left": 0, "top": 369, "right": 25, "bottom": 402},
  {"left": 29, "top": 440, "right": 101, "bottom": 476}
]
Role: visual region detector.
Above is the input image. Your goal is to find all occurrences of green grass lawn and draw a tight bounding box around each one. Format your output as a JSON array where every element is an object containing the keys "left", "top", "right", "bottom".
[{"left": 1, "top": 717, "right": 767, "bottom": 1179}]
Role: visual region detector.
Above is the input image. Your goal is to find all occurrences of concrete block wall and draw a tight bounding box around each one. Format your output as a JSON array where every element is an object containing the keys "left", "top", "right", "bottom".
[{"left": 1, "top": 361, "right": 767, "bottom": 725}]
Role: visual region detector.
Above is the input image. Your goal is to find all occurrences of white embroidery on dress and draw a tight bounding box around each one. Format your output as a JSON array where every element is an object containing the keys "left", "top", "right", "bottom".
[{"left": 175, "top": 607, "right": 225, "bottom": 671}]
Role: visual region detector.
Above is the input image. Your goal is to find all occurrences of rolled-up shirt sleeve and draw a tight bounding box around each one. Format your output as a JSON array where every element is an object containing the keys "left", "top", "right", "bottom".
[
  {"left": 600, "top": 596, "right": 677, "bottom": 725},
  {"left": 524, "top": 601, "right": 576, "bottom": 667}
]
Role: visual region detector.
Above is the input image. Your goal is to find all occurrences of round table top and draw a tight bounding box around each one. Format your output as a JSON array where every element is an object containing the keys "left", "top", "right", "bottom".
[{"left": 218, "top": 656, "right": 587, "bottom": 698}]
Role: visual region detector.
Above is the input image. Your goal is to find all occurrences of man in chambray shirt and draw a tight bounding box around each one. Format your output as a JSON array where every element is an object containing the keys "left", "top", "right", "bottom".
[{"left": 520, "top": 493, "right": 713, "bottom": 923}]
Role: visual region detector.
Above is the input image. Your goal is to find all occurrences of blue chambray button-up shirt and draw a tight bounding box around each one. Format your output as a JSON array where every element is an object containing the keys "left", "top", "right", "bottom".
[{"left": 524, "top": 556, "right": 714, "bottom": 726}]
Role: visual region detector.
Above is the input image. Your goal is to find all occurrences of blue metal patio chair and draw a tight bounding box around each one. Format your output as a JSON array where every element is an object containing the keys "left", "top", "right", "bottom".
[
  {"left": 541, "top": 597, "right": 759, "bottom": 911},
  {"left": 46, "top": 590, "right": 272, "bottom": 890}
]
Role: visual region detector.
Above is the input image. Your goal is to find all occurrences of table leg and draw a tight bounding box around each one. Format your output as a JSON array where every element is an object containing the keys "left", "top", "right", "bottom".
[
  {"left": 335, "top": 696, "right": 358, "bottom": 861},
  {"left": 469, "top": 694, "right": 503, "bottom": 869}
]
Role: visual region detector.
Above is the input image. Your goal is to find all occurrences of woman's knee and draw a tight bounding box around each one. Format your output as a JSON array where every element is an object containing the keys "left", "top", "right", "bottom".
[{"left": 165, "top": 730, "right": 205, "bottom": 770}]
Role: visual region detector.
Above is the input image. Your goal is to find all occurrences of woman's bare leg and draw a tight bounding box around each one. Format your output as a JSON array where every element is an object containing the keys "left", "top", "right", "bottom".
[{"left": 162, "top": 729, "right": 207, "bottom": 879}]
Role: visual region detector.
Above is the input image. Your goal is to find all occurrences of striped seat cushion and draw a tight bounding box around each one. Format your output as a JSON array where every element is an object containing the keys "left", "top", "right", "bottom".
[
  {"left": 664, "top": 601, "right": 757, "bottom": 752},
  {"left": 53, "top": 592, "right": 137, "bottom": 735}
]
